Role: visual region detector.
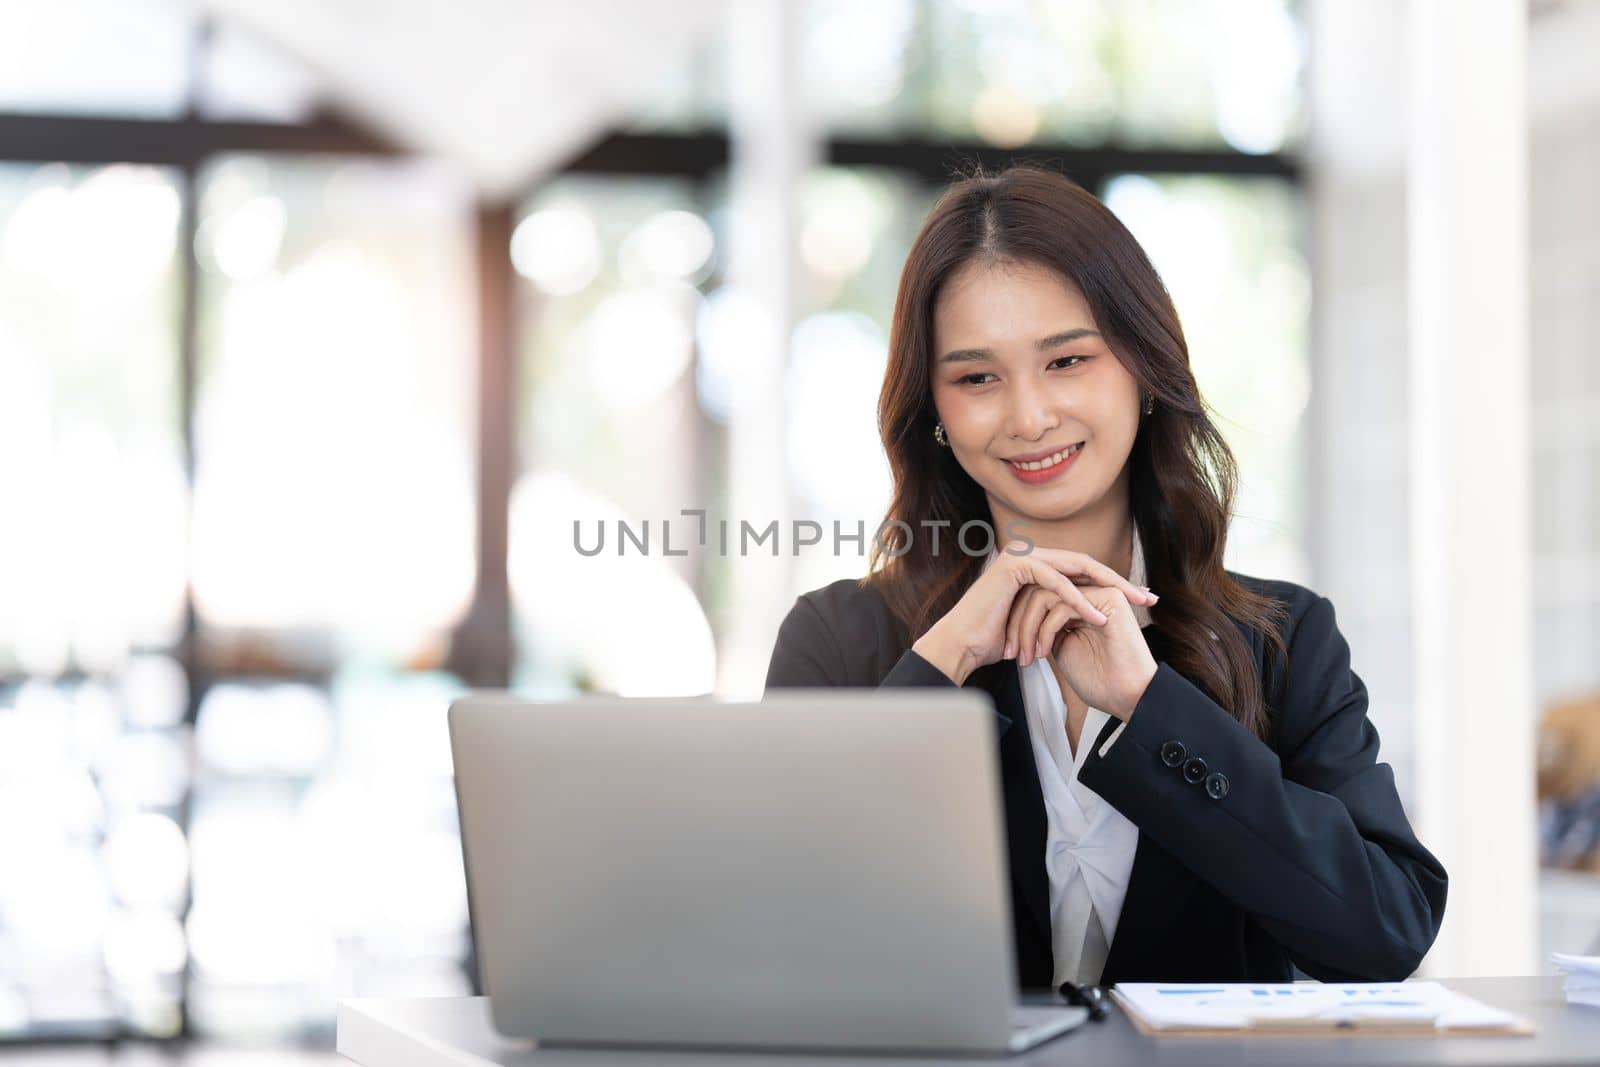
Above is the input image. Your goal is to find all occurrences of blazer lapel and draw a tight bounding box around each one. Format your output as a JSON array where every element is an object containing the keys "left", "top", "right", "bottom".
[
  {"left": 965, "top": 657, "right": 1052, "bottom": 959},
  {"left": 1097, "top": 831, "right": 1168, "bottom": 982},
  {"left": 949, "top": 622, "right": 1175, "bottom": 985}
]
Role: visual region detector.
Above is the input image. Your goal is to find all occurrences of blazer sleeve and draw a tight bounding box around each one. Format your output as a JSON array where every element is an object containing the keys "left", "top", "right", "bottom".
[
  {"left": 1078, "top": 591, "right": 1448, "bottom": 981},
  {"left": 765, "top": 594, "right": 963, "bottom": 690}
]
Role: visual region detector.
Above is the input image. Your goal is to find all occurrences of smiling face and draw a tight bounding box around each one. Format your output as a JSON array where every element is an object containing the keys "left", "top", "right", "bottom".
[{"left": 930, "top": 257, "right": 1143, "bottom": 549}]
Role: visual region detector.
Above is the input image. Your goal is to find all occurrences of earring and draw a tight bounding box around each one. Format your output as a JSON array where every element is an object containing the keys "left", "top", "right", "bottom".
[
  {"left": 1142, "top": 394, "right": 1155, "bottom": 416},
  {"left": 933, "top": 422, "right": 949, "bottom": 447}
]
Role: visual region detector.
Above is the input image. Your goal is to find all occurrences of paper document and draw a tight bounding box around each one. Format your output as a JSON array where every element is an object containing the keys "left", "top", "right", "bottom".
[
  {"left": 1111, "top": 981, "right": 1523, "bottom": 1033},
  {"left": 1552, "top": 953, "right": 1600, "bottom": 1008}
]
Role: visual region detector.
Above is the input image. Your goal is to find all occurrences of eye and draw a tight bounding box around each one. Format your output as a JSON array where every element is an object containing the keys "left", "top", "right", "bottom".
[
  {"left": 1050, "top": 355, "right": 1088, "bottom": 370},
  {"left": 956, "top": 372, "right": 996, "bottom": 386}
]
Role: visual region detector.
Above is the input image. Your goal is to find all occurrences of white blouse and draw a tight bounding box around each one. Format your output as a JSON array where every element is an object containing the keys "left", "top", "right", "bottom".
[{"left": 981, "top": 530, "right": 1152, "bottom": 987}]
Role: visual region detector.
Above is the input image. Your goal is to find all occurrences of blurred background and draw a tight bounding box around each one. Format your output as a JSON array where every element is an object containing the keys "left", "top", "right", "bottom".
[{"left": 0, "top": 0, "right": 1595, "bottom": 1056}]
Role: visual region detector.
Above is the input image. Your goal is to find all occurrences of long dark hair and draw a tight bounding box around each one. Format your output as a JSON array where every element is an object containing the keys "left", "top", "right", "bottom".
[{"left": 865, "top": 163, "right": 1288, "bottom": 739}]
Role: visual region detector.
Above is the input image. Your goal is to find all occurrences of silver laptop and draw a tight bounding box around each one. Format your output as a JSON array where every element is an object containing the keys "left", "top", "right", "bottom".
[{"left": 447, "top": 689, "right": 1087, "bottom": 1055}]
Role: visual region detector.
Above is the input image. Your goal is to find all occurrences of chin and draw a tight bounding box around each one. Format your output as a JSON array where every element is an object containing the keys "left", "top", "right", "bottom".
[{"left": 1006, "top": 491, "right": 1091, "bottom": 524}]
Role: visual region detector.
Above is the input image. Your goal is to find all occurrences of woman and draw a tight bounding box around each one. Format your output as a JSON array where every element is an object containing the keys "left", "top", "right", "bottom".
[{"left": 764, "top": 164, "right": 1447, "bottom": 991}]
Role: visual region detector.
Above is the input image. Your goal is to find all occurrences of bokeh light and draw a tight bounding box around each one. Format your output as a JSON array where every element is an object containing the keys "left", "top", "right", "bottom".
[{"left": 511, "top": 206, "right": 602, "bottom": 294}]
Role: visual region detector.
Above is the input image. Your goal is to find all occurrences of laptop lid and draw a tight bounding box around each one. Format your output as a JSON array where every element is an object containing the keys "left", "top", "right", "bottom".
[{"left": 447, "top": 689, "right": 1021, "bottom": 1052}]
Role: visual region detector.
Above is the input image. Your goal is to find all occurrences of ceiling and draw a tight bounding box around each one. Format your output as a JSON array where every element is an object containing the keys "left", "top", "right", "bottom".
[{"left": 192, "top": 0, "right": 724, "bottom": 197}]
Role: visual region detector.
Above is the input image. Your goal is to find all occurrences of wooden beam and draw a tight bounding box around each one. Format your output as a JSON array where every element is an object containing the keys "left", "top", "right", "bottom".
[
  {"left": 0, "top": 110, "right": 401, "bottom": 166},
  {"left": 444, "top": 202, "right": 517, "bottom": 691},
  {"left": 554, "top": 128, "right": 1299, "bottom": 187},
  {"left": 827, "top": 135, "right": 1300, "bottom": 183},
  {"left": 0, "top": 112, "right": 1296, "bottom": 190}
]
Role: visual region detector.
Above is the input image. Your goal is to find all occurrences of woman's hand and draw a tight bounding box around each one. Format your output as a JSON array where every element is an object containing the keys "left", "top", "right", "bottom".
[
  {"left": 1019, "top": 582, "right": 1157, "bottom": 720},
  {"left": 910, "top": 542, "right": 1158, "bottom": 686}
]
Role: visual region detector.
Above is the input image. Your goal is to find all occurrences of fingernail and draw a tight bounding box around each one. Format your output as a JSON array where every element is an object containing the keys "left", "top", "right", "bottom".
[
  {"left": 1094, "top": 610, "right": 1109, "bottom": 624},
  {"left": 1004, "top": 639, "right": 1015, "bottom": 659}
]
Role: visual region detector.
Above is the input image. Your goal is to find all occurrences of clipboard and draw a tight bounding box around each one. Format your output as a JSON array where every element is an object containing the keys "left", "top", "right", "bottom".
[{"left": 1108, "top": 982, "right": 1537, "bottom": 1038}]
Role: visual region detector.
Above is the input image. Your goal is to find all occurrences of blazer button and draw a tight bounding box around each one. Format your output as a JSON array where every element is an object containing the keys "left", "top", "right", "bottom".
[
  {"left": 1205, "top": 772, "right": 1230, "bottom": 800},
  {"left": 1182, "top": 756, "right": 1208, "bottom": 785},
  {"left": 1160, "top": 741, "right": 1186, "bottom": 767}
]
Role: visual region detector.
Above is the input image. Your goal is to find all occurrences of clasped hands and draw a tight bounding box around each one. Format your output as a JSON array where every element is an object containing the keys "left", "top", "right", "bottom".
[{"left": 911, "top": 541, "right": 1161, "bottom": 721}]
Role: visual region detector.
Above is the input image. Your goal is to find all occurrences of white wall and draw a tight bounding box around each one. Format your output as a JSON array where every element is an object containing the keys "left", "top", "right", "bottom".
[
  {"left": 1306, "top": 0, "right": 1414, "bottom": 804},
  {"left": 1308, "top": 0, "right": 1600, "bottom": 972}
]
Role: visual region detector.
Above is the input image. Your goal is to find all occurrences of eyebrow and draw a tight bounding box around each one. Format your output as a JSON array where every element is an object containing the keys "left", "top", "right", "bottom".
[{"left": 937, "top": 327, "right": 1102, "bottom": 365}]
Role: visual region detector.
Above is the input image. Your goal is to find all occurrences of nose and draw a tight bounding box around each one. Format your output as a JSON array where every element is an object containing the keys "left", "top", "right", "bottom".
[{"left": 1003, "top": 376, "right": 1060, "bottom": 441}]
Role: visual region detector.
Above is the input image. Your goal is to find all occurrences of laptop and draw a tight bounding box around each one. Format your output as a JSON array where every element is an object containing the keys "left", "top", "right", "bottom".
[{"left": 447, "top": 689, "right": 1087, "bottom": 1055}]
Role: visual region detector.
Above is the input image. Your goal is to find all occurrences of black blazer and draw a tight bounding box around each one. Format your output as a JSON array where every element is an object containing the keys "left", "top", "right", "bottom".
[{"left": 763, "top": 571, "right": 1447, "bottom": 990}]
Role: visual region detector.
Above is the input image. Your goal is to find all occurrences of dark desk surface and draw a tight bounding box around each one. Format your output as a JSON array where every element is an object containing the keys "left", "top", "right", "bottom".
[{"left": 337, "top": 977, "right": 1600, "bottom": 1067}]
